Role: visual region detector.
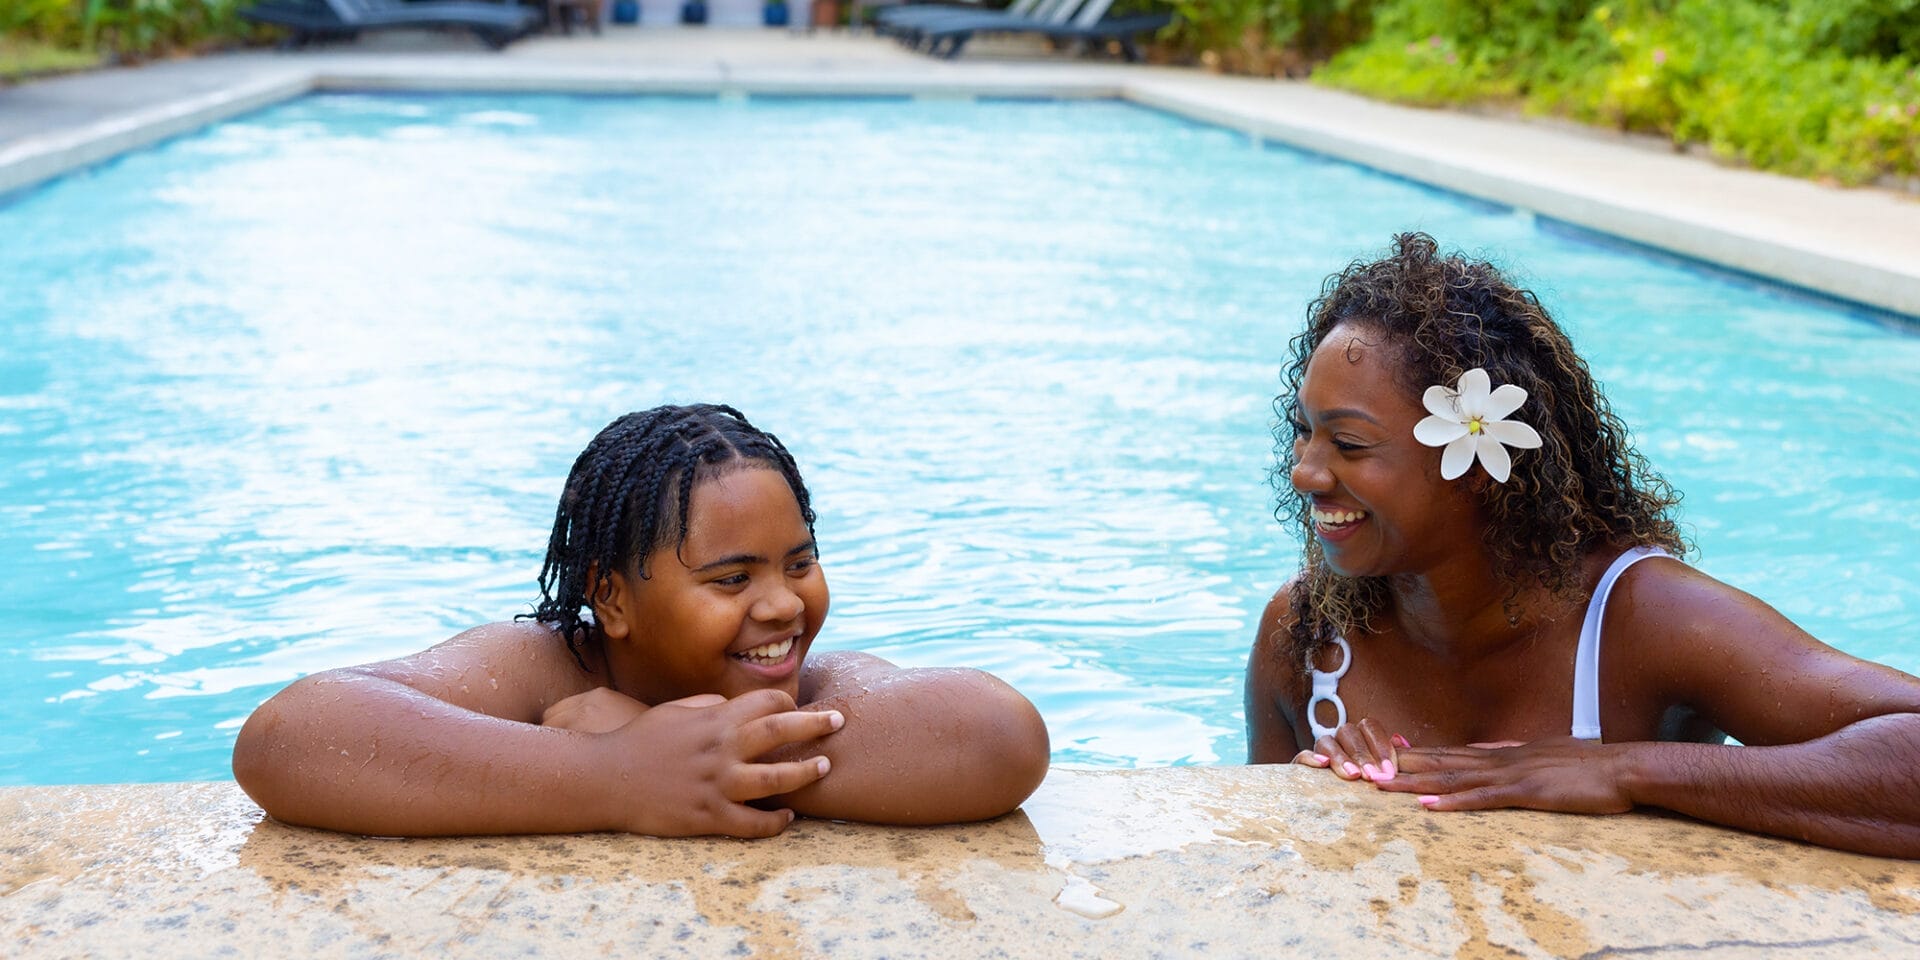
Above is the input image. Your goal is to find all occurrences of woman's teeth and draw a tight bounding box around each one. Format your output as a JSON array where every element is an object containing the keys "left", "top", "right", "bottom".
[
  {"left": 734, "top": 638, "right": 794, "bottom": 663},
  {"left": 1312, "top": 507, "right": 1368, "bottom": 526}
]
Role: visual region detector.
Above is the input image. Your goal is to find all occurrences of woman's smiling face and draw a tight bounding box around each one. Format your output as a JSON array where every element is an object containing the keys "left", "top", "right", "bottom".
[
  {"left": 597, "top": 465, "right": 829, "bottom": 704},
  {"left": 1290, "top": 323, "right": 1482, "bottom": 578}
]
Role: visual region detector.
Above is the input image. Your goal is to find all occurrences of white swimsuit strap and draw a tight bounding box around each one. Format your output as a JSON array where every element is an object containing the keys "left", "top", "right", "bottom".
[
  {"left": 1306, "top": 635, "right": 1352, "bottom": 741},
  {"left": 1570, "top": 546, "right": 1671, "bottom": 740}
]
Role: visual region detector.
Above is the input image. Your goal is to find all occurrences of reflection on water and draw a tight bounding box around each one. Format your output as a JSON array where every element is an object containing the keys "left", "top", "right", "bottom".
[{"left": 1, "top": 95, "right": 1915, "bottom": 784}]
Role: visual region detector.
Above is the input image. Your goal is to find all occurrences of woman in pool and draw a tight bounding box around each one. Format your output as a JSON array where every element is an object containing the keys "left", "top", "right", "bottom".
[
  {"left": 1248, "top": 233, "right": 1920, "bottom": 857},
  {"left": 234, "top": 404, "right": 1050, "bottom": 837}
]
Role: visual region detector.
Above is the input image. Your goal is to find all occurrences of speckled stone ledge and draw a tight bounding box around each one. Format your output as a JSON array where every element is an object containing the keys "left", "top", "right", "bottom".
[{"left": 6, "top": 766, "right": 1918, "bottom": 958}]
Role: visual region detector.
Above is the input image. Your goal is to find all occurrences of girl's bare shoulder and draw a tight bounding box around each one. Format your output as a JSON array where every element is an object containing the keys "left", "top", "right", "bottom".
[{"left": 350, "top": 620, "right": 602, "bottom": 722}]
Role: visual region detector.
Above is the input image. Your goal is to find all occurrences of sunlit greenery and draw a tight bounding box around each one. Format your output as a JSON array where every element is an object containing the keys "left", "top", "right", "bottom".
[
  {"left": 1163, "top": 0, "right": 1920, "bottom": 185},
  {"left": 2, "top": 0, "right": 263, "bottom": 73}
]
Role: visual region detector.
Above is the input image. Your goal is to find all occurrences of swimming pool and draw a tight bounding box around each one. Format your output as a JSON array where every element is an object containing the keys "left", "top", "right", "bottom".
[{"left": 3, "top": 93, "right": 1916, "bottom": 785}]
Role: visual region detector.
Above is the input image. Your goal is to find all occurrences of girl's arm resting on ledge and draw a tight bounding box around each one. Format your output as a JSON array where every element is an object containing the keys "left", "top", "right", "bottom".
[
  {"left": 767, "top": 651, "right": 1052, "bottom": 825},
  {"left": 232, "top": 623, "right": 836, "bottom": 838}
]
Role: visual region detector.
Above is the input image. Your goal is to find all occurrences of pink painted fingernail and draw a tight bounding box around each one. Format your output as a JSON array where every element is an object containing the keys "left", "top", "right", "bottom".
[
  {"left": 1311, "top": 753, "right": 1329, "bottom": 765},
  {"left": 1342, "top": 762, "right": 1360, "bottom": 778},
  {"left": 1381, "top": 760, "right": 1396, "bottom": 779},
  {"left": 1392, "top": 734, "right": 1411, "bottom": 748},
  {"left": 1361, "top": 763, "right": 1381, "bottom": 781},
  {"left": 1418, "top": 795, "right": 1439, "bottom": 806}
]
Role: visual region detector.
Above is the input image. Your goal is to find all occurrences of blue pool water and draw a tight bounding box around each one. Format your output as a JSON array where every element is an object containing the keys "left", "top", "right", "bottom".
[{"left": 2, "top": 94, "right": 1917, "bottom": 785}]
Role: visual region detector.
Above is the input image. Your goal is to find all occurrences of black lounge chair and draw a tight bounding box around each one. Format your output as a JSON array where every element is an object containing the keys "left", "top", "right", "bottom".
[
  {"left": 882, "top": 0, "right": 1068, "bottom": 46},
  {"left": 242, "top": 0, "right": 543, "bottom": 50},
  {"left": 917, "top": 0, "right": 1172, "bottom": 62},
  {"left": 874, "top": 0, "right": 1039, "bottom": 37}
]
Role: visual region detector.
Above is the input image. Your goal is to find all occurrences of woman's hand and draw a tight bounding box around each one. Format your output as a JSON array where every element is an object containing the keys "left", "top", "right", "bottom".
[
  {"left": 1292, "top": 718, "right": 1411, "bottom": 782},
  {"left": 1373, "top": 737, "right": 1634, "bottom": 814},
  {"left": 593, "top": 688, "right": 845, "bottom": 838}
]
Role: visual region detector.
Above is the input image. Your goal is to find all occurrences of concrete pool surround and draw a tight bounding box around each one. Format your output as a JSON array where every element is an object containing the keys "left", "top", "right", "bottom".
[{"left": 5, "top": 28, "right": 1920, "bottom": 958}]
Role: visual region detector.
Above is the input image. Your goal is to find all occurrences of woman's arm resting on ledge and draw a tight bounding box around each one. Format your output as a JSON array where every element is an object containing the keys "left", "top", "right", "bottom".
[
  {"left": 1381, "top": 716, "right": 1920, "bottom": 857},
  {"left": 1378, "top": 562, "right": 1920, "bottom": 858},
  {"left": 767, "top": 651, "right": 1052, "bottom": 825}
]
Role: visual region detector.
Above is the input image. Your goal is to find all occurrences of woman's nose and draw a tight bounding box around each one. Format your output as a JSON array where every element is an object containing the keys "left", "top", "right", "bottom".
[{"left": 1291, "top": 445, "right": 1333, "bottom": 494}]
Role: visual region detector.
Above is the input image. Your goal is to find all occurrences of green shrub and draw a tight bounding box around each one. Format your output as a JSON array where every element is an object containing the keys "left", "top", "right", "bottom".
[
  {"left": 1295, "top": 0, "right": 1919, "bottom": 185},
  {"left": 2, "top": 0, "right": 263, "bottom": 63}
]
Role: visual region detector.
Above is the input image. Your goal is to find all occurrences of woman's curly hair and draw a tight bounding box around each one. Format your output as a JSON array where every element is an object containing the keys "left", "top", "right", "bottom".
[{"left": 1271, "top": 233, "right": 1687, "bottom": 670}]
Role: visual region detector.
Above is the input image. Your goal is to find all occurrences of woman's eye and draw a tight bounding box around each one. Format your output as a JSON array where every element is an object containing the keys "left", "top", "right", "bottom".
[
  {"left": 1333, "top": 436, "right": 1369, "bottom": 452},
  {"left": 715, "top": 573, "right": 749, "bottom": 587},
  {"left": 788, "top": 556, "right": 817, "bottom": 575}
]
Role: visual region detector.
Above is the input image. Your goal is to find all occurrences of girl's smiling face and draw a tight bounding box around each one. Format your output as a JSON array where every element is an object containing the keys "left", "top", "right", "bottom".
[
  {"left": 1290, "top": 324, "right": 1483, "bottom": 578},
  {"left": 595, "top": 465, "right": 828, "bottom": 704}
]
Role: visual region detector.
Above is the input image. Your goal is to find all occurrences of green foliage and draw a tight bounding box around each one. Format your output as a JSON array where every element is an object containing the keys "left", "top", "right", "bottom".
[
  {"left": 1289, "top": 0, "right": 1919, "bottom": 184},
  {"left": 0, "top": 35, "right": 102, "bottom": 82},
  {"left": 1163, "top": 0, "right": 1374, "bottom": 73},
  {"left": 2, "top": 0, "right": 263, "bottom": 61}
]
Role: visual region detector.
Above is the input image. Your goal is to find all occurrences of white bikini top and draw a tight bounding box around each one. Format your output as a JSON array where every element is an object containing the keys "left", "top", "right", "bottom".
[{"left": 1306, "top": 545, "right": 1672, "bottom": 742}]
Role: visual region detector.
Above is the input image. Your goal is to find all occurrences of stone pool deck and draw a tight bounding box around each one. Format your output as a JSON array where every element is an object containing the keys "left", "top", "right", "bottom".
[
  {"left": 2, "top": 27, "right": 1918, "bottom": 317},
  {"left": 8, "top": 766, "right": 1920, "bottom": 958},
  {"left": 6, "top": 26, "right": 1920, "bottom": 959}
]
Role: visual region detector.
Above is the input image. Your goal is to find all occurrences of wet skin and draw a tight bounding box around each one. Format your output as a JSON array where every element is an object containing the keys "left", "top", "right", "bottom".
[
  {"left": 233, "top": 467, "right": 1050, "bottom": 838},
  {"left": 1247, "top": 324, "right": 1920, "bottom": 857}
]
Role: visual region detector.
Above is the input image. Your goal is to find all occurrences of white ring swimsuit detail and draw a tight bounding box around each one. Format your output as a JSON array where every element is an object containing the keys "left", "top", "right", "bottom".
[{"left": 1304, "top": 546, "right": 1671, "bottom": 743}]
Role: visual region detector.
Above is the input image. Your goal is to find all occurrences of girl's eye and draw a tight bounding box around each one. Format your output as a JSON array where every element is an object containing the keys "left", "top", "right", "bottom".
[
  {"left": 788, "top": 556, "right": 817, "bottom": 575},
  {"left": 714, "top": 573, "right": 749, "bottom": 587}
]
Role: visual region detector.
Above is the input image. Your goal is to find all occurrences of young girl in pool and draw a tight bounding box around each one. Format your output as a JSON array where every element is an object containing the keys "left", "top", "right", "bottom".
[
  {"left": 1249, "top": 233, "right": 1920, "bottom": 857},
  {"left": 234, "top": 403, "right": 1050, "bottom": 837}
]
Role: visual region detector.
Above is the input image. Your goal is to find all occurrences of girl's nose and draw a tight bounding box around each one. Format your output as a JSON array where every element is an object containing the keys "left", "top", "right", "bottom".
[{"left": 752, "top": 582, "right": 804, "bottom": 624}]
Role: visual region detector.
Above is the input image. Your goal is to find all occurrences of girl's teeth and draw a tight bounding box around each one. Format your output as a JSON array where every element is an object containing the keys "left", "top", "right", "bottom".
[
  {"left": 735, "top": 638, "right": 794, "bottom": 662},
  {"left": 1312, "top": 508, "right": 1368, "bottom": 525}
]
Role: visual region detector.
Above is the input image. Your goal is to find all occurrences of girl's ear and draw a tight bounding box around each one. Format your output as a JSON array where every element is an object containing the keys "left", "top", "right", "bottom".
[{"left": 589, "top": 567, "right": 637, "bottom": 643}]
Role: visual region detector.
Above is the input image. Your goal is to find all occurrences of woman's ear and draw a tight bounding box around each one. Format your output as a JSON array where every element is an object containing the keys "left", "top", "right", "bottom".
[{"left": 589, "top": 566, "right": 637, "bottom": 643}]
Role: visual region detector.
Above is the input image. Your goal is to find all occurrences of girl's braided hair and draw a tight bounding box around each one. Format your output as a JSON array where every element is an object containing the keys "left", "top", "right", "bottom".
[
  {"left": 522, "top": 404, "right": 815, "bottom": 669},
  {"left": 1271, "top": 233, "right": 1686, "bottom": 669}
]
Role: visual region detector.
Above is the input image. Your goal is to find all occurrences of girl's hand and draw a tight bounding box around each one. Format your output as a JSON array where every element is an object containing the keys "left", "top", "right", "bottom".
[
  {"left": 541, "top": 686, "right": 650, "bottom": 734},
  {"left": 1292, "top": 718, "right": 1410, "bottom": 782},
  {"left": 599, "top": 688, "right": 844, "bottom": 838},
  {"left": 1373, "top": 737, "right": 1634, "bottom": 814}
]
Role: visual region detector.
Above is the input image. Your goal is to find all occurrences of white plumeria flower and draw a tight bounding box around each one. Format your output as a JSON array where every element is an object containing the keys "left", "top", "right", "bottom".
[{"left": 1413, "top": 368, "right": 1543, "bottom": 482}]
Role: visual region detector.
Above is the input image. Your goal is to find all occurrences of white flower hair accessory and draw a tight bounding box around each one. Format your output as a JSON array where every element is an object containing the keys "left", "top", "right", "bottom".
[{"left": 1413, "top": 368, "right": 1543, "bottom": 483}]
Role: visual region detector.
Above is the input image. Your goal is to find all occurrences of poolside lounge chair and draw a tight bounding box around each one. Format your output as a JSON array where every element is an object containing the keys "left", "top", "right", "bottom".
[
  {"left": 241, "top": 0, "right": 543, "bottom": 50},
  {"left": 919, "top": 0, "right": 1172, "bottom": 62},
  {"left": 882, "top": 0, "right": 1070, "bottom": 47},
  {"left": 873, "top": 0, "right": 1037, "bottom": 36}
]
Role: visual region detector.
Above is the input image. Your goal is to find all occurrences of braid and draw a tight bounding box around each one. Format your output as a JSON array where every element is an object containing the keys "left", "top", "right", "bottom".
[
  {"left": 1270, "top": 233, "right": 1687, "bottom": 673},
  {"left": 519, "top": 404, "right": 817, "bottom": 670}
]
